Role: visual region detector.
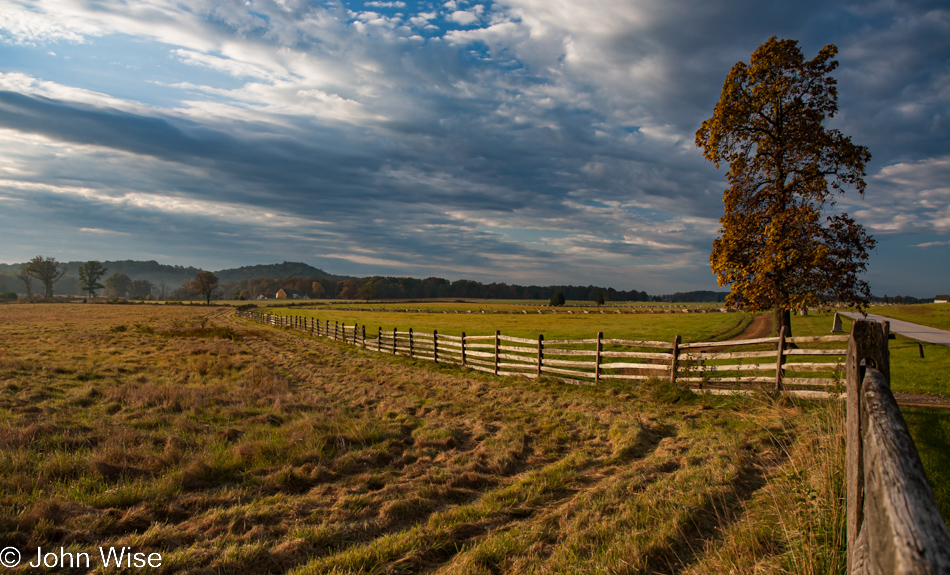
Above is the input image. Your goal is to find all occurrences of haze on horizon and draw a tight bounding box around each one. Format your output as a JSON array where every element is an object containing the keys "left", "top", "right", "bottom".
[{"left": 0, "top": 0, "right": 947, "bottom": 296}]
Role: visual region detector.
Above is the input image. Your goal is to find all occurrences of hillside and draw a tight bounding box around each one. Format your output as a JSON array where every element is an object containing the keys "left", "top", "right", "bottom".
[{"left": 214, "top": 261, "right": 348, "bottom": 282}]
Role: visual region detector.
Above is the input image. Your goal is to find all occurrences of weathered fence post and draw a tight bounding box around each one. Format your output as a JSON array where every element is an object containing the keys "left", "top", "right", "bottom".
[
  {"left": 461, "top": 332, "right": 467, "bottom": 366},
  {"left": 392, "top": 327, "right": 397, "bottom": 355},
  {"left": 595, "top": 331, "right": 603, "bottom": 384},
  {"left": 537, "top": 334, "right": 544, "bottom": 377},
  {"left": 433, "top": 330, "right": 438, "bottom": 363},
  {"left": 774, "top": 325, "right": 786, "bottom": 392},
  {"left": 409, "top": 328, "right": 414, "bottom": 359},
  {"left": 334, "top": 321, "right": 339, "bottom": 340},
  {"left": 377, "top": 326, "right": 382, "bottom": 352},
  {"left": 353, "top": 323, "right": 358, "bottom": 345},
  {"left": 361, "top": 325, "right": 366, "bottom": 348},
  {"left": 494, "top": 330, "right": 500, "bottom": 375},
  {"left": 843, "top": 318, "right": 950, "bottom": 574},
  {"left": 670, "top": 335, "right": 681, "bottom": 384}
]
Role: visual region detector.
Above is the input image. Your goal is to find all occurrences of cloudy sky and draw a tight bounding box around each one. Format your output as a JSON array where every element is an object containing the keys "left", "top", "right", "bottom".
[{"left": 0, "top": 0, "right": 947, "bottom": 295}]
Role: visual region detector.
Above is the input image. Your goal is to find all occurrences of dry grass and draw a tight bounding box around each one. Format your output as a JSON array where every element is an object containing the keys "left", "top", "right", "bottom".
[{"left": 0, "top": 303, "right": 844, "bottom": 574}]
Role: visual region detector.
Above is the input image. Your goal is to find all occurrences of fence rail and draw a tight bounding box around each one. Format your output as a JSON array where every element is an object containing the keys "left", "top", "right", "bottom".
[
  {"left": 237, "top": 310, "right": 848, "bottom": 396},
  {"left": 845, "top": 319, "right": 950, "bottom": 574}
]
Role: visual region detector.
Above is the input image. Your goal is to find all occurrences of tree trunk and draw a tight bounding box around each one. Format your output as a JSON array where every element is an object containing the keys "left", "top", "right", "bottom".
[{"left": 773, "top": 307, "right": 793, "bottom": 339}]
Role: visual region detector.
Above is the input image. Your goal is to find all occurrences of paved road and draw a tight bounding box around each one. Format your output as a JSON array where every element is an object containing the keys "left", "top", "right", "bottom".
[{"left": 838, "top": 312, "right": 950, "bottom": 346}]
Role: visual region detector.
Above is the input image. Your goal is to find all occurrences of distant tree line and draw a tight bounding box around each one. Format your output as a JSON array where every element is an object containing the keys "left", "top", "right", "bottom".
[{"left": 221, "top": 275, "right": 652, "bottom": 302}]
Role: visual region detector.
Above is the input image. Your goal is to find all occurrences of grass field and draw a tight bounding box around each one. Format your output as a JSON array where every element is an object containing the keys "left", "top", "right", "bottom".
[
  {"left": 782, "top": 311, "right": 949, "bottom": 397},
  {"left": 868, "top": 303, "right": 950, "bottom": 332},
  {"left": 0, "top": 303, "right": 849, "bottom": 574},
  {"left": 258, "top": 304, "right": 752, "bottom": 345}
]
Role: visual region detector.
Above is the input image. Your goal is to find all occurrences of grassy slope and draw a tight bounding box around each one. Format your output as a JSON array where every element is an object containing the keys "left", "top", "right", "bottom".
[{"left": 0, "top": 304, "right": 844, "bottom": 574}]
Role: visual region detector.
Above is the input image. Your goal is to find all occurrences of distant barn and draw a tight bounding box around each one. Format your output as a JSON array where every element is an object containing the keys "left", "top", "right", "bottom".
[
  {"left": 276, "top": 288, "right": 307, "bottom": 300},
  {"left": 936, "top": 295, "right": 949, "bottom": 304}
]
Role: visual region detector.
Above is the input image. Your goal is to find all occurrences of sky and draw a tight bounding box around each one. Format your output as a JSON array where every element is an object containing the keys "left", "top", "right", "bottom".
[{"left": 0, "top": 0, "right": 947, "bottom": 296}]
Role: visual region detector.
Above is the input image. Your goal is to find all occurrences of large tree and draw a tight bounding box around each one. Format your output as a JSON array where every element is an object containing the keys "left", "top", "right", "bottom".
[
  {"left": 188, "top": 271, "right": 221, "bottom": 305},
  {"left": 695, "top": 37, "right": 875, "bottom": 337},
  {"left": 24, "top": 256, "right": 67, "bottom": 299},
  {"left": 78, "top": 261, "right": 108, "bottom": 298}
]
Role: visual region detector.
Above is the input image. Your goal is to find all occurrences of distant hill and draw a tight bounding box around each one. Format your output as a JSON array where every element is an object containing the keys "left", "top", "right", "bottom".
[
  {"left": 214, "top": 262, "right": 348, "bottom": 282},
  {"left": 69, "top": 260, "right": 202, "bottom": 286}
]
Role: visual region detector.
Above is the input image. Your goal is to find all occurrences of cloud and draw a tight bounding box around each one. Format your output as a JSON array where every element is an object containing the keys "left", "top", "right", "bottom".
[{"left": 0, "top": 0, "right": 946, "bottom": 294}]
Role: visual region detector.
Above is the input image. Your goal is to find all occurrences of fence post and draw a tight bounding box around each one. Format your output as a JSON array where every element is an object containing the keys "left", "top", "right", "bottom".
[
  {"left": 845, "top": 318, "right": 950, "bottom": 573},
  {"left": 461, "top": 332, "right": 467, "bottom": 366},
  {"left": 361, "top": 325, "right": 366, "bottom": 348},
  {"left": 325, "top": 320, "right": 329, "bottom": 337},
  {"left": 433, "top": 330, "right": 438, "bottom": 363},
  {"left": 353, "top": 323, "right": 358, "bottom": 345},
  {"left": 409, "top": 328, "right": 414, "bottom": 359},
  {"left": 670, "top": 335, "right": 681, "bottom": 384},
  {"left": 774, "top": 325, "right": 786, "bottom": 392},
  {"left": 494, "top": 330, "right": 500, "bottom": 375},
  {"left": 846, "top": 319, "right": 890, "bottom": 572},
  {"left": 377, "top": 326, "right": 382, "bottom": 352},
  {"left": 392, "top": 328, "right": 397, "bottom": 355},
  {"left": 537, "top": 334, "right": 544, "bottom": 377},
  {"left": 595, "top": 331, "right": 603, "bottom": 384}
]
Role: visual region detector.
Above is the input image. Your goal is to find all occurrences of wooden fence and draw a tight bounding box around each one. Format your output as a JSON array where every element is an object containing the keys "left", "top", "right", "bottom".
[
  {"left": 846, "top": 319, "right": 950, "bottom": 574},
  {"left": 240, "top": 311, "right": 950, "bottom": 568},
  {"left": 237, "top": 311, "right": 849, "bottom": 397}
]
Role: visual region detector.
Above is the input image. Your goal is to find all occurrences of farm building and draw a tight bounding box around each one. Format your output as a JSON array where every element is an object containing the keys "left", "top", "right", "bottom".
[
  {"left": 936, "top": 295, "right": 949, "bottom": 303},
  {"left": 276, "top": 288, "right": 308, "bottom": 299}
]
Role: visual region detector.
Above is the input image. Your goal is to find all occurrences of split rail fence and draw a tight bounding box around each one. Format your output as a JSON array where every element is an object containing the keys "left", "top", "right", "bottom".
[
  {"left": 845, "top": 319, "right": 950, "bottom": 574},
  {"left": 237, "top": 310, "right": 950, "bottom": 569},
  {"left": 237, "top": 310, "right": 849, "bottom": 397}
]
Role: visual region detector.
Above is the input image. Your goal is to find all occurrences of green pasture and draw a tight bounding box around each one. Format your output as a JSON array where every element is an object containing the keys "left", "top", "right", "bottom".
[
  {"left": 250, "top": 299, "right": 723, "bottom": 312},
  {"left": 902, "top": 407, "right": 950, "bottom": 523},
  {"left": 258, "top": 304, "right": 751, "bottom": 345},
  {"left": 791, "top": 311, "right": 949, "bottom": 397},
  {"left": 868, "top": 303, "right": 950, "bottom": 331}
]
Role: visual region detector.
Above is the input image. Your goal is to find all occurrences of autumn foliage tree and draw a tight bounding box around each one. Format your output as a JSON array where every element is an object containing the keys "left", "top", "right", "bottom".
[{"left": 696, "top": 37, "right": 875, "bottom": 337}]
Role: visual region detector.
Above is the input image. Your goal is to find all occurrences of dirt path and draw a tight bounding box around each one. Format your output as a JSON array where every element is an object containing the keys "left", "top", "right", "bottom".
[{"left": 733, "top": 313, "right": 773, "bottom": 340}]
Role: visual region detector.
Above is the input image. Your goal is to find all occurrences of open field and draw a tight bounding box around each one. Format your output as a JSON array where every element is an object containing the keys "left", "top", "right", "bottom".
[
  {"left": 0, "top": 303, "right": 849, "bottom": 574},
  {"left": 867, "top": 303, "right": 950, "bottom": 332},
  {"left": 257, "top": 303, "right": 752, "bottom": 345},
  {"left": 230, "top": 300, "right": 727, "bottom": 312},
  {"left": 790, "top": 311, "right": 950, "bottom": 397}
]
